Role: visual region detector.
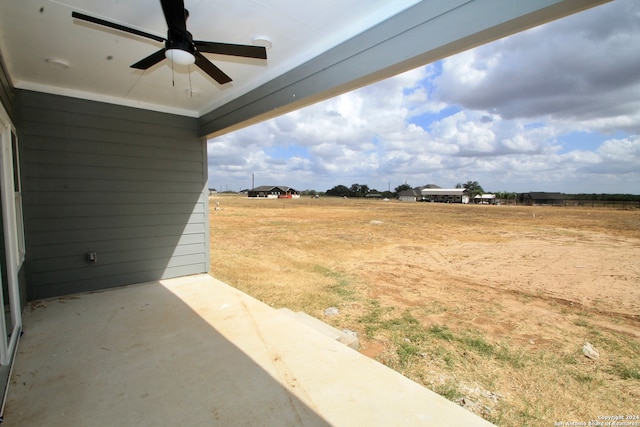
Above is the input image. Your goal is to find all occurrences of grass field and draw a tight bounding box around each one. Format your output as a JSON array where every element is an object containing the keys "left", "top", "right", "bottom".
[{"left": 209, "top": 195, "right": 640, "bottom": 426}]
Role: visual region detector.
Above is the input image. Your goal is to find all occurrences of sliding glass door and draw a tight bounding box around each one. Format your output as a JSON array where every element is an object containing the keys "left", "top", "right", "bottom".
[{"left": 0, "top": 106, "right": 22, "bottom": 366}]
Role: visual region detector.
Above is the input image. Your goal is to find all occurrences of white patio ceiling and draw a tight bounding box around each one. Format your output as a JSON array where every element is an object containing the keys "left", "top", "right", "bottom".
[{"left": 0, "top": 0, "right": 421, "bottom": 117}]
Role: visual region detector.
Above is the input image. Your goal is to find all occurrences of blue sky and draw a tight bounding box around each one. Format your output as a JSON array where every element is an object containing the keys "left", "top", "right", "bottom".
[{"left": 208, "top": 0, "right": 640, "bottom": 194}]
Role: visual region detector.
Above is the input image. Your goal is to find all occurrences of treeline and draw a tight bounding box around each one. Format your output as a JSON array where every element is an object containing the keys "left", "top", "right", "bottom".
[
  {"left": 226, "top": 185, "right": 639, "bottom": 201},
  {"left": 564, "top": 193, "right": 640, "bottom": 201},
  {"left": 325, "top": 183, "right": 403, "bottom": 198},
  {"left": 325, "top": 182, "right": 487, "bottom": 198},
  {"left": 322, "top": 184, "right": 640, "bottom": 201}
]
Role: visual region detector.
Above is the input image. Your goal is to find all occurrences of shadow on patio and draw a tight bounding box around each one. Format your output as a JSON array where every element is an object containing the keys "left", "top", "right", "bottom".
[{"left": 3, "top": 274, "right": 494, "bottom": 426}]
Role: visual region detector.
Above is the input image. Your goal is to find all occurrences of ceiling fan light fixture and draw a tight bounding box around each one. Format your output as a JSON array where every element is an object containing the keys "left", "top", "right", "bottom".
[
  {"left": 252, "top": 36, "right": 272, "bottom": 49},
  {"left": 165, "top": 48, "right": 195, "bottom": 65},
  {"left": 71, "top": 4, "right": 267, "bottom": 85}
]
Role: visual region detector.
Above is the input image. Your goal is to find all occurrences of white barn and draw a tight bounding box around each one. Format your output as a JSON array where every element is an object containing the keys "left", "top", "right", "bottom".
[{"left": 421, "top": 188, "right": 470, "bottom": 204}]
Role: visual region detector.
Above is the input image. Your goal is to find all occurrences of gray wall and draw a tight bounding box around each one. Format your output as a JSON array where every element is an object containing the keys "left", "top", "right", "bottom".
[{"left": 16, "top": 90, "right": 209, "bottom": 300}]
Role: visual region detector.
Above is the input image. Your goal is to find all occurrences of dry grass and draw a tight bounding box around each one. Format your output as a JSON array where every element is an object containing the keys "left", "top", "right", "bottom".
[{"left": 209, "top": 194, "right": 640, "bottom": 426}]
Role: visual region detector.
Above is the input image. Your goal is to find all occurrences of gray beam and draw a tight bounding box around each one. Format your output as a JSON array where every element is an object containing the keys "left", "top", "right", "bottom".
[{"left": 198, "top": 0, "right": 611, "bottom": 139}]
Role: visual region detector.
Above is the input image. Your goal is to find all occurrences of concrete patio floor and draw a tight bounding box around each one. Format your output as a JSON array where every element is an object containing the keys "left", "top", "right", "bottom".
[{"left": 3, "top": 274, "right": 494, "bottom": 426}]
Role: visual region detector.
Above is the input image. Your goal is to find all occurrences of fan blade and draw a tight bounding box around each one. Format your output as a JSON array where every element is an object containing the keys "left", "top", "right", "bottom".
[
  {"left": 72, "top": 11, "right": 164, "bottom": 43},
  {"left": 194, "top": 41, "right": 267, "bottom": 59},
  {"left": 194, "top": 51, "right": 232, "bottom": 84},
  {"left": 131, "top": 49, "right": 167, "bottom": 69},
  {"left": 160, "top": 0, "right": 188, "bottom": 34}
]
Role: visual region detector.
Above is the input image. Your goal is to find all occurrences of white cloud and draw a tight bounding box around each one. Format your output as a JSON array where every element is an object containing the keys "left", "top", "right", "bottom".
[
  {"left": 433, "top": 0, "right": 640, "bottom": 134},
  {"left": 209, "top": 0, "right": 640, "bottom": 194}
]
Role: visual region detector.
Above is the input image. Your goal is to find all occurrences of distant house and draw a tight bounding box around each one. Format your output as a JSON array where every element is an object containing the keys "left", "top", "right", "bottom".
[
  {"left": 398, "top": 188, "right": 422, "bottom": 202},
  {"left": 398, "top": 185, "right": 470, "bottom": 203},
  {"left": 474, "top": 194, "right": 496, "bottom": 204},
  {"left": 422, "top": 188, "right": 470, "bottom": 204},
  {"left": 398, "top": 184, "right": 441, "bottom": 202},
  {"left": 519, "top": 192, "right": 565, "bottom": 206},
  {"left": 248, "top": 186, "right": 300, "bottom": 198}
]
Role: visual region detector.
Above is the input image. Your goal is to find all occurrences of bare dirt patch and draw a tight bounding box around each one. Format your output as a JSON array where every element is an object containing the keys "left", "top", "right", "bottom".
[{"left": 210, "top": 195, "right": 640, "bottom": 426}]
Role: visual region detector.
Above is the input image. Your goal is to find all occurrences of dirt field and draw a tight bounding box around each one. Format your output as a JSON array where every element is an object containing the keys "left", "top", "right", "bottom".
[{"left": 209, "top": 195, "right": 640, "bottom": 426}]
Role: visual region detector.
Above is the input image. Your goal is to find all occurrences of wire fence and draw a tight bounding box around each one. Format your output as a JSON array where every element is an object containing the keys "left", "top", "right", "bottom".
[
  {"left": 563, "top": 199, "right": 640, "bottom": 209},
  {"left": 496, "top": 199, "right": 640, "bottom": 209}
]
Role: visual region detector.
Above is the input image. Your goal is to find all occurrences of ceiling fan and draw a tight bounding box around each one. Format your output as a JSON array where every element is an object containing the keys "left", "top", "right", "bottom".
[{"left": 71, "top": 0, "right": 267, "bottom": 84}]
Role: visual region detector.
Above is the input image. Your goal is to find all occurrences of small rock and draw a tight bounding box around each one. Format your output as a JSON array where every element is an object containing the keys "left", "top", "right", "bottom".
[
  {"left": 369, "top": 220, "right": 383, "bottom": 225},
  {"left": 457, "top": 396, "right": 477, "bottom": 410},
  {"left": 582, "top": 342, "right": 599, "bottom": 360},
  {"left": 324, "top": 307, "right": 339, "bottom": 317},
  {"left": 342, "top": 329, "right": 357, "bottom": 337}
]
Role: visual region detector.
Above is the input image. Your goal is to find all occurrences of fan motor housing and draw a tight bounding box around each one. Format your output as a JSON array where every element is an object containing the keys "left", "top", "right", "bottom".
[{"left": 167, "top": 31, "right": 194, "bottom": 54}]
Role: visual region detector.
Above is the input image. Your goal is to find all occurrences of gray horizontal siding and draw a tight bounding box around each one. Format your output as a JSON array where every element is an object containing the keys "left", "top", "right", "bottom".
[
  {"left": 21, "top": 123, "right": 204, "bottom": 154},
  {"left": 27, "top": 211, "right": 205, "bottom": 232},
  {"left": 16, "top": 90, "right": 209, "bottom": 300},
  {"left": 27, "top": 201, "right": 205, "bottom": 219},
  {"left": 29, "top": 223, "right": 205, "bottom": 246},
  {"left": 27, "top": 178, "right": 202, "bottom": 193},
  {"left": 29, "top": 233, "right": 205, "bottom": 259}
]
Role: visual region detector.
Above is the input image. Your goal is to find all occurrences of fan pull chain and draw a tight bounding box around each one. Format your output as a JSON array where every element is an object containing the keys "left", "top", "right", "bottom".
[
  {"left": 188, "top": 65, "right": 193, "bottom": 97},
  {"left": 171, "top": 60, "right": 175, "bottom": 87}
]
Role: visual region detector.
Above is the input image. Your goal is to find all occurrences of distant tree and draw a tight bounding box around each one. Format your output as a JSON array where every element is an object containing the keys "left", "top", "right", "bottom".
[
  {"left": 394, "top": 183, "right": 412, "bottom": 194},
  {"left": 494, "top": 191, "right": 517, "bottom": 204},
  {"left": 348, "top": 183, "right": 370, "bottom": 197},
  {"left": 459, "top": 181, "right": 484, "bottom": 198},
  {"left": 326, "top": 185, "right": 350, "bottom": 197}
]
